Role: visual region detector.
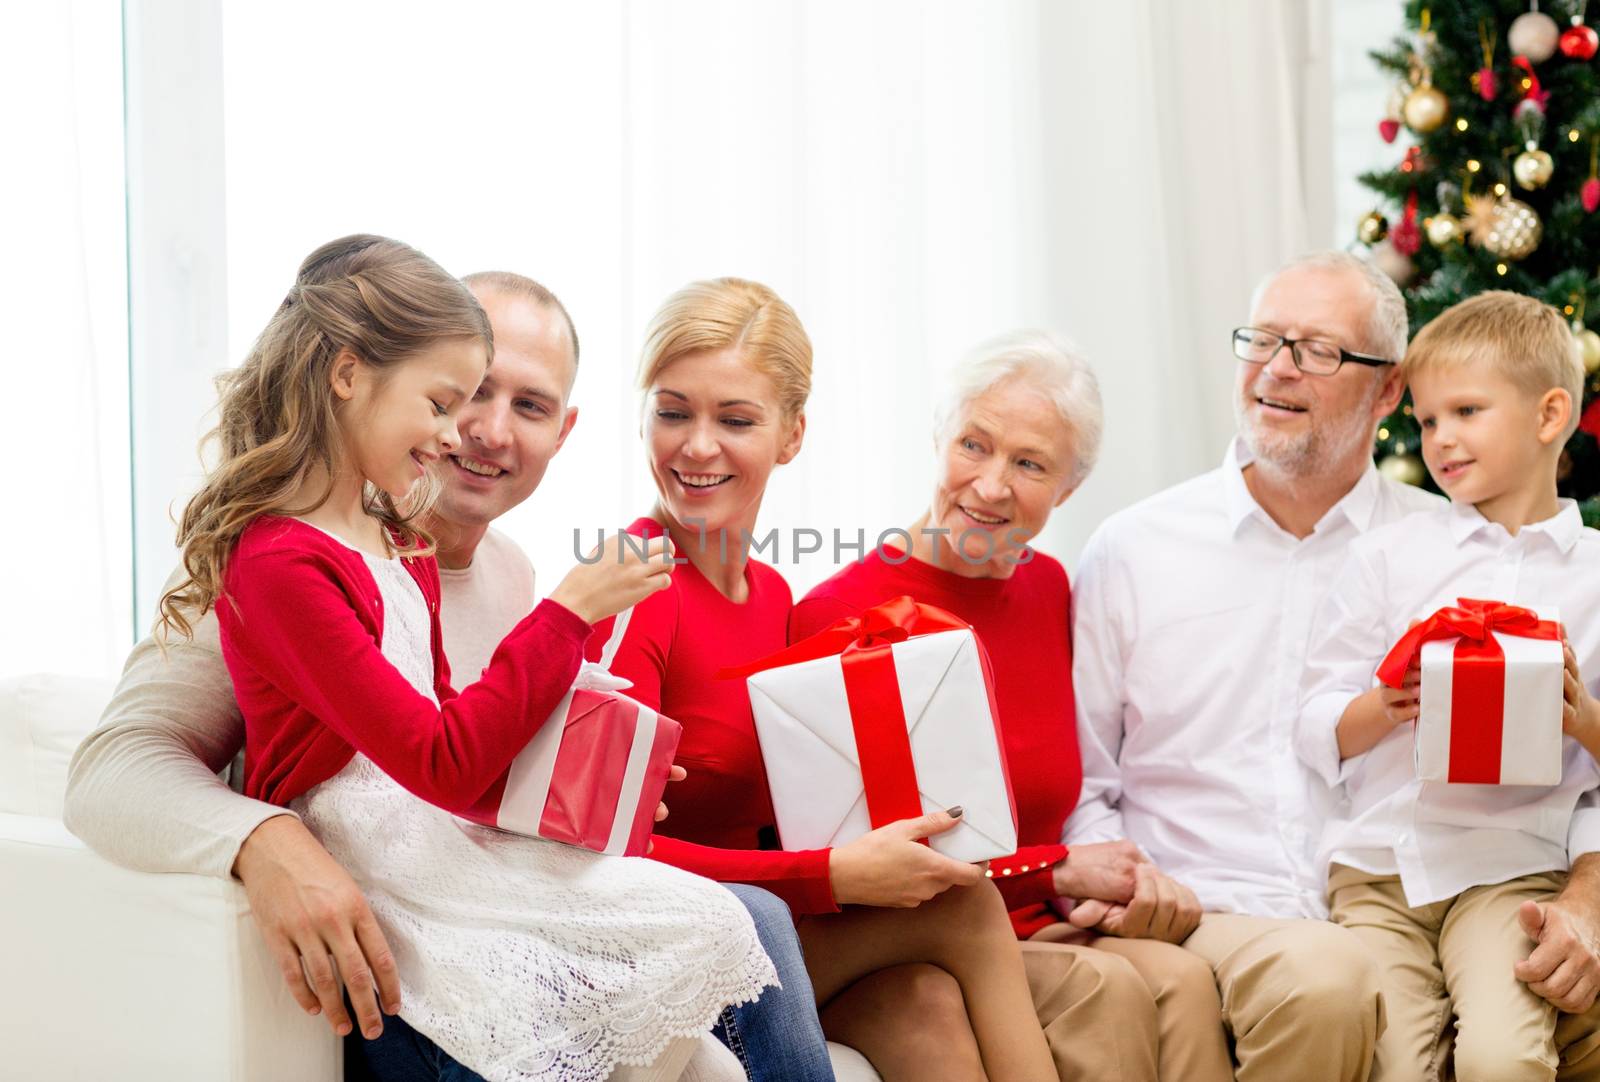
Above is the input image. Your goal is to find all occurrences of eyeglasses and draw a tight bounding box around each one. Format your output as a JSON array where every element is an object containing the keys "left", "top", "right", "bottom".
[{"left": 1231, "top": 327, "right": 1394, "bottom": 377}]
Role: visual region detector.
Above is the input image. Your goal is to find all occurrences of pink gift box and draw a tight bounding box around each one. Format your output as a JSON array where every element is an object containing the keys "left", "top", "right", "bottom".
[{"left": 461, "top": 675, "right": 681, "bottom": 857}]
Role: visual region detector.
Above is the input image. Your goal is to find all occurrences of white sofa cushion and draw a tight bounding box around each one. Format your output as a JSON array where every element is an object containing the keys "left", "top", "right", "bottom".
[
  {"left": 0, "top": 672, "right": 116, "bottom": 817},
  {"left": 0, "top": 810, "right": 340, "bottom": 1080}
]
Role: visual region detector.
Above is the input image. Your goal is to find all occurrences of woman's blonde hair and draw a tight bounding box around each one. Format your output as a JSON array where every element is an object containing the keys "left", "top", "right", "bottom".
[
  {"left": 636, "top": 277, "right": 812, "bottom": 419},
  {"left": 157, "top": 234, "right": 492, "bottom": 642}
]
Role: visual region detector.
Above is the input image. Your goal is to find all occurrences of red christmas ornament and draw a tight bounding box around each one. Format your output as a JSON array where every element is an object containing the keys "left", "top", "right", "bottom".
[
  {"left": 1391, "top": 191, "right": 1422, "bottom": 256},
  {"left": 1586, "top": 138, "right": 1600, "bottom": 212},
  {"left": 1581, "top": 395, "right": 1600, "bottom": 439},
  {"left": 1379, "top": 118, "right": 1401, "bottom": 143},
  {"left": 1475, "top": 18, "right": 1499, "bottom": 100},
  {"left": 1476, "top": 66, "right": 1499, "bottom": 101},
  {"left": 1561, "top": 23, "right": 1599, "bottom": 60}
]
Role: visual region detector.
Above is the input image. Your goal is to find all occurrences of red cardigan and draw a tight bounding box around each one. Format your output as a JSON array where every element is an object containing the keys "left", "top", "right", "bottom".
[
  {"left": 589, "top": 518, "right": 838, "bottom": 915},
  {"left": 791, "top": 547, "right": 1079, "bottom": 939},
  {"left": 219, "top": 516, "right": 592, "bottom": 812}
]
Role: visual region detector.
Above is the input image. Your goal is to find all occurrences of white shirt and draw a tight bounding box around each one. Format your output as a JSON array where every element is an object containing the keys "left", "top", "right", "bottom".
[
  {"left": 1297, "top": 500, "right": 1600, "bottom": 907},
  {"left": 1066, "top": 439, "right": 1440, "bottom": 919}
]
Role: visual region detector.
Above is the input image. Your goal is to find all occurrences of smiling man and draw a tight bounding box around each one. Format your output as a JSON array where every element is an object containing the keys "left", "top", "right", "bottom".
[
  {"left": 427, "top": 273, "right": 580, "bottom": 670},
  {"left": 1064, "top": 251, "right": 1430, "bottom": 1081}
]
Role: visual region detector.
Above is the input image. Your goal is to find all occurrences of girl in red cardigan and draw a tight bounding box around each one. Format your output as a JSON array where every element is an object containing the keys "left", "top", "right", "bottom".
[
  {"left": 157, "top": 235, "right": 773, "bottom": 1082},
  {"left": 590, "top": 278, "right": 1056, "bottom": 1082}
]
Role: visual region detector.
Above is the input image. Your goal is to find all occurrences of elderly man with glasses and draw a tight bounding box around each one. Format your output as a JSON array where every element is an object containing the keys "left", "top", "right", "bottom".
[{"left": 1062, "top": 249, "right": 1600, "bottom": 1080}]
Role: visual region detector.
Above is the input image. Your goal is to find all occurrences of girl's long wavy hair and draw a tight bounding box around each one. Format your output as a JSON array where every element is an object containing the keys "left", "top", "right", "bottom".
[{"left": 157, "top": 234, "right": 492, "bottom": 643}]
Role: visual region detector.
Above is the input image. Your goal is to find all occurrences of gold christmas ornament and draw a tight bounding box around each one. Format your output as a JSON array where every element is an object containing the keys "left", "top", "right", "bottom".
[
  {"left": 1575, "top": 322, "right": 1600, "bottom": 373},
  {"left": 1371, "top": 239, "right": 1415, "bottom": 286},
  {"left": 1463, "top": 192, "right": 1500, "bottom": 246},
  {"left": 1403, "top": 84, "right": 1450, "bottom": 134},
  {"left": 1425, "top": 213, "right": 1463, "bottom": 247},
  {"left": 1514, "top": 146, "right": 1555, "bottom": 190},
  {"left": 1358, "top": 211, "right": 1390, "bottom": 245},
  {"left": 1482, "top": 197, "right": 1543, "bottom": 260},
  {"left": 1377, "top": 453, "right": 1428, "bottom": 487}
]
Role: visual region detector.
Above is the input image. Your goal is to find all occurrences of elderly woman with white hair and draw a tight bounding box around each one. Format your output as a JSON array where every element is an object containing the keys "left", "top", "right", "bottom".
[{"left": 792, "top": 332, "right": 1233, "bottom": 1082}]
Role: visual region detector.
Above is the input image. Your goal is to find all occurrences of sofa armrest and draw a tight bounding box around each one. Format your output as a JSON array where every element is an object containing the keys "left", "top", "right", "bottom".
[{"left": 0, "top": 812, "right": 340, "bottom": 1081}]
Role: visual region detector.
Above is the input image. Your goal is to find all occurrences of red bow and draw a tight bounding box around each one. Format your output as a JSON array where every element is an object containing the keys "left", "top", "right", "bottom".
[
  {"left": 718, "top": 595, "right": 969, "bottom": 679},
  {"left": 1377, "top": 597, "right": 1561, "bottom": 688}
]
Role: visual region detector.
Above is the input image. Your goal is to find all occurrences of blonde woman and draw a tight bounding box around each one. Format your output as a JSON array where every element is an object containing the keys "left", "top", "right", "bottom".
[{"left": 594, "top": 278, "right": 1057, "bottom": 1082}]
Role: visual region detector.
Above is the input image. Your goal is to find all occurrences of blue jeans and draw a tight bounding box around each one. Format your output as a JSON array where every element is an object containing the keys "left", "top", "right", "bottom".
[
  {"left": 350, "top": 1013, "right": 485, "bottom": 1082},
  {"left": 715, "top": 883, "right": 836, "bottom": 1082},
  {"left": 352, "top": 884, "right": 834, "bottom": 1082}
]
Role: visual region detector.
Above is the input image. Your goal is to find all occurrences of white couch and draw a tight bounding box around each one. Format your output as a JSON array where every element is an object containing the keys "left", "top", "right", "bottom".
[{"left": 0, "top": 672, "right": 879, "bottom": 1082}]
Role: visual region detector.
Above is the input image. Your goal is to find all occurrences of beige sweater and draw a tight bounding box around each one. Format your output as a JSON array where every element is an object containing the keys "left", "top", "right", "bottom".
[{"left": 63, "top": 528, "right": 537, "bottom": 877}]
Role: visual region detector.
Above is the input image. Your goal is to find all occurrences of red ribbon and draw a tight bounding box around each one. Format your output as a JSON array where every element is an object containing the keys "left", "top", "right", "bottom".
[
  {"left": 1377, "top": 598, "right": 1562, "bottom": 784},
  {"left": 721, "top": 596, "right": 972, "bottom": 832},
  {"left": 719, "top": 596, "right": 969, "bottom": 679}
]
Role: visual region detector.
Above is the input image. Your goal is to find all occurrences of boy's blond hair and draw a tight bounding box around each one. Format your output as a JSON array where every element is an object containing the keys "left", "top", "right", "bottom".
[{"left": 1402, "top": 290, "right": 1584, "bottom": 439}]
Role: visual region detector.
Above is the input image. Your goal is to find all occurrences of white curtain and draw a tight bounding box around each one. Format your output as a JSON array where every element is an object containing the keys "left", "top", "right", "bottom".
[
  {"left": 0, "top": 1, "right": 131, "bottom": 678},
  {"left": 208, "top": 0, "right": 1330, "bottom": 598}
]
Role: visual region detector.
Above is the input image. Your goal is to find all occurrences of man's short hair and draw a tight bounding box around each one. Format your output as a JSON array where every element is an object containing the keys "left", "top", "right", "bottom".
[
  {"left": 1251, "top": 250, "right": 1409, "bottom": 364},
  {"left": 462, "top": 270, "right": 580, "bottom": 366},
  {"left": 1402, "top": 290, "right": 1583, "bottom": 439}
]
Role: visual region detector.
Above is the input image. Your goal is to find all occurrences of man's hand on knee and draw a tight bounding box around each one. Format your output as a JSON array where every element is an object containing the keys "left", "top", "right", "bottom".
[
  {"left": 233, "top": 815, "right": 402, "bottom": 1039},
  {"left": 1516, "top": 897, "right": 1600, "bottom": 1014}
]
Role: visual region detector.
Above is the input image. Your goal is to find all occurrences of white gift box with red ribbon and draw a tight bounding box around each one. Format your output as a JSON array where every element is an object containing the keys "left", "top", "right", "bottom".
[
  {"left": 1380, "top": 598, "right": 1565, "bottom": 786},
  {"left": 729, "top": 597, "right": 1018, "bottom": 863}
]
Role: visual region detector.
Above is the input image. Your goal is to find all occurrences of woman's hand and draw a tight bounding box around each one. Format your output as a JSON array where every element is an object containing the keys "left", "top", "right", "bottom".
[
  {"left": 1050, "top": 839, "right": 1144, "bottom": 903},
  {"left": 828, "top": 808, "right": 985, "bottom": 907},
  {"left": 548, "top": 533, "right": 675, "bottom": 626},
  {"left": 645, "top": 764, "right": 688, "bottom": 856}
]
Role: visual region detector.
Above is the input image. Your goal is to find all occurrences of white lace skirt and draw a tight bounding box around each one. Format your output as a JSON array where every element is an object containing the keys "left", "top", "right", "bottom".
[{"left": 294, "top": 754, "right": 776, "bottom": 1082}]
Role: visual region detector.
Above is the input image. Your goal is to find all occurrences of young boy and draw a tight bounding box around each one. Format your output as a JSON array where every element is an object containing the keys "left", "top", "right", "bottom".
[{"left": 1295, "top": 291, "right": 1600, "bottom": 1082}]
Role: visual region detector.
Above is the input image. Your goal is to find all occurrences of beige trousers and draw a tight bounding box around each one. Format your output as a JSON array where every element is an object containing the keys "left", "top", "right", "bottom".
[
  {"left": 1179, "top": 910, "right": 1386, "bottom": 1082},
  {"left": 1328, "top": 864, "right": 1564, "bottom": 1082},
  {"left": 1026, "top": 927, "right": 1233, "bottom": 1082}
]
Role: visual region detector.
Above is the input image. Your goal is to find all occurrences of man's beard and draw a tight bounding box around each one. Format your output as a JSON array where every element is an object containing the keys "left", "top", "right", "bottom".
[{"left": 1234, "top": 379, "right": 1381, "bottom": 479}]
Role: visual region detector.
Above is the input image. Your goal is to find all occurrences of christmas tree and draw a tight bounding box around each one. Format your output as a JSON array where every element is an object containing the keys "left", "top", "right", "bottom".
[{"left": 1360, "top": 1, "right": 1600, "bottom": 522}]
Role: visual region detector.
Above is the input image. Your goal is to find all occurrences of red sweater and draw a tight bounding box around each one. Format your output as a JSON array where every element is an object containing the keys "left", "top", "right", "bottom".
[
  {"left": 791, "top": 547, "right": 1080, "bottom": 938},
  {"left": 219, "top": 516, "right": 592, "bottom": 812},
  {"left": 588, "top": 518, "right": 837, "bottom": 915}
]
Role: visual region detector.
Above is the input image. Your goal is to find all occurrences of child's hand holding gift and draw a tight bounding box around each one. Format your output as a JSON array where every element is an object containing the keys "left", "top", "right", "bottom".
[
  {"left": 1337, "top": 656, "right": 1421, "bottom": 761},
  {"left": 1562, "top": 638, "right": 1600, "bottom": 761}
]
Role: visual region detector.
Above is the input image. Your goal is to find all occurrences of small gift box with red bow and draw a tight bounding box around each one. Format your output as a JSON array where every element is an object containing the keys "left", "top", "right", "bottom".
[
  {"left": 1378, "top": 598, "right": 1565, "bottom": 786},
  {"left": 722, "top": 596, "right": 1018, "bottom": 862},
  {"left": 459, "top": 664, "right": 682, "bottom": 856}
]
